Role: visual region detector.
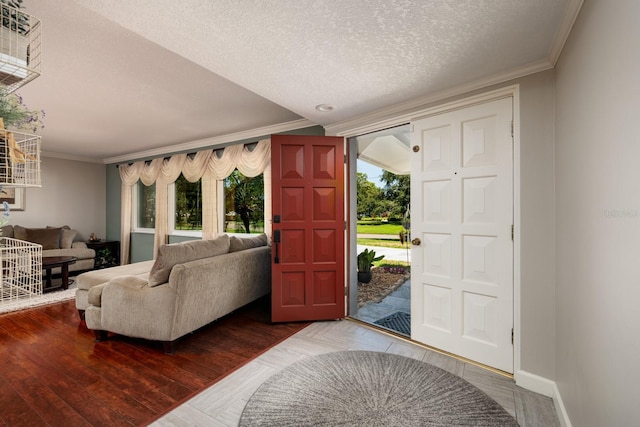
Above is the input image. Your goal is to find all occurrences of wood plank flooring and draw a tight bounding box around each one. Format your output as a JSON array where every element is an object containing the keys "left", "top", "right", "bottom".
[{"left": 0, "top": 297, "right": 309, "bottom": 426}]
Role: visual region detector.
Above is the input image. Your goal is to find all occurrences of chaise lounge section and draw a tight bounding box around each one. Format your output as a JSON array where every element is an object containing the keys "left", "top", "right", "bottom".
[
  {"left": 82, "top": 233, "right": 271, "bottom": 353},
  {"left": 75, "top": 259, "right": 155, "bottom": 320}
]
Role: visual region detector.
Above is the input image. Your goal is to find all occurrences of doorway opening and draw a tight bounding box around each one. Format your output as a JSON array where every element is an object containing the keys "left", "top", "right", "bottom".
[{"left": 349, "top": 124, "right": 412, "bottom": 337}]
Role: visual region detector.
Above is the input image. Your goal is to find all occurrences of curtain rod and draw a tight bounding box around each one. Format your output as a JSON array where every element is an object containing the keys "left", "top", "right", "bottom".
[{"left": 115, "top": 140, "right": 261, "bottom": 167}]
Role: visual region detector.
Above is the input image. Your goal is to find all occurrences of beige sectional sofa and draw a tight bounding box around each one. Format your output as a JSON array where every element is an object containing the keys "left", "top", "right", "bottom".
[
  {"left": 80, "top": 233, "right": 271, "bottom": 353},
  {"left": 1, "top": 224, "right": 96, "bottom": 273}
]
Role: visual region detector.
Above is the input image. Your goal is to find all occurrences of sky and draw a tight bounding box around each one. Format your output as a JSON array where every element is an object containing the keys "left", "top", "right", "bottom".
[{"left": 357, "top": 159, "right": 384, "bottom": 188}]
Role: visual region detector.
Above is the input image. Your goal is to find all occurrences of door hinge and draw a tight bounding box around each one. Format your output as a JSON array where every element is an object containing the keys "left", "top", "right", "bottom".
[
  {"left": 511, "top": 225, "right": 514, "bottom": 241},
  {"left": 344, "top": 154, "right": 347, "bottom": 164},
  {"left": 344, "top": 221, "right": 347, "bottom": 230},
  {"left": 345, "top": 287, "right": 348, "bottom": 296},
  {"left": 511, "top": 328, "right": 514, "bottom": 344},
  {"left": 511, "top": 121, "right": 514, "bottom": 138}
]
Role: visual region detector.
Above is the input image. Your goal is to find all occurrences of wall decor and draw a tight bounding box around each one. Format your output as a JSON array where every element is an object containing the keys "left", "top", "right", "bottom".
[{"left": 0, "top": 186, "right": 24, "bottom": 210}]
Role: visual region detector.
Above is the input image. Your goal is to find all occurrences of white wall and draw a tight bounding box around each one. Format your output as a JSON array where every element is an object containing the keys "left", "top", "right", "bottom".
[
  {"left": 7, "top": 156, "right": 106, "bottom": 240},
  {"left": 555, "top": 1, "right": 640, "bottom": 425}
]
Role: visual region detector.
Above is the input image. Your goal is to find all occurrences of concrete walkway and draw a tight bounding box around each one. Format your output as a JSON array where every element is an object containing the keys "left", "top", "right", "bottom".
[
  {"left": 354, "top": 279, "right": 411, "bottom": 336},
  {"left": 355, "top": 239, "right": 412, "bottom": 335},
  {"left": 357, "top": 233, "right": 402, "bottom": 240}
]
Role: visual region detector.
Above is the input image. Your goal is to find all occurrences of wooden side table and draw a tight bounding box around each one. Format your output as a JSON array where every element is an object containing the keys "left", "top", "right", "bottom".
[{"left": 86, "top": 240, "right": 120, "bottom": 269}]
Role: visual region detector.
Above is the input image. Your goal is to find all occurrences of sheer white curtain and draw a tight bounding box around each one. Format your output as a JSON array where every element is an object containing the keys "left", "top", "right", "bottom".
[
  {"left": 118, "top": 159, "right": 163, "bottom": 264},
  {"left": 118, "top": 140, "right": 271, "bottom": 263},
  {"left": 118, "top": 162, "right": 144, "bottom": 265}
]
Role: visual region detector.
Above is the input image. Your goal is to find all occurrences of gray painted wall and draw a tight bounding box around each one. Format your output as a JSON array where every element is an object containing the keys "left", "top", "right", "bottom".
[
  {"left": 7, "top": 156, "right": 106, "bottom": 240},
  {"left": 555, "top": 1, "right": 638, "bottom": 425},
  {"left": 516, "top": 71, "right": 557, "bottom": 380}
]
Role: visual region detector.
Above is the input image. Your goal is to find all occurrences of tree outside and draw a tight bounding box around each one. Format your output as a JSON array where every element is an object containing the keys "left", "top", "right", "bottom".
[
  {"left": 358, "top": 170, "right": 410, "bottom": 220},
  {"left": 357, "top": 168, "right": 410, "bottom": 249},
  {"left": 357, "top": 172, "right": 384, "bottom": 218},
  {"left": 380, "top": 170, "right": 410, "bottom": 218},
  {"left": 137, "top": 182, "right": 156, "bottom": 228},
  {"left": 175, "top": 175, "right": 202, "bottom": 230},
  {"left": 224, "top": 170, "right": 264, "bottom": 234}
]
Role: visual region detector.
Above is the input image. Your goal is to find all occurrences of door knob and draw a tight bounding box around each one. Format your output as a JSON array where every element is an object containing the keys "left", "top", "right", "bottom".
[{"left": 411, "top": 238, "right": 421, "bottom": 246}]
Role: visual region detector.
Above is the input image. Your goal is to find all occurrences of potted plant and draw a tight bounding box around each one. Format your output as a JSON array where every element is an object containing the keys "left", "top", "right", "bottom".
[
  {"left": 0, "top": 87, "right": 44, "bottom": 131},
  {"left": 357, "top": 248, "right": 384, "bottom": 284}
]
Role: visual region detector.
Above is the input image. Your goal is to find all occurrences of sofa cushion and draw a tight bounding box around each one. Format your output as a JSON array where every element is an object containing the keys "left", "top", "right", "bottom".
[
  {"left": 76, "top": 260, "right": 154, "bottom": 291},
  {"left": 13, "top": 225, "right": 27, "bottom": 240},
  {"left": 229, "top": 233, "right": 268, "bottom": 252},
  {"left": 61, "top": 229, "right": 78, "bottom": 249},
  {"left": 58, "top": 229, "right": 78, "bottom": 249},
  {"left": 43, "top": 247, "right": 96, "bottom": 260},
  {"left": 22, "top": 227, "right": 62, "bottom": 250},
  {"left": 148, "top": 234, "right": 230, "bottom": 287},
  {"left": 47, "top": 225, "right": 74, "bottom": 248},
  {"left": 1, "top": 224, "right": 13, "bottom": 238}
]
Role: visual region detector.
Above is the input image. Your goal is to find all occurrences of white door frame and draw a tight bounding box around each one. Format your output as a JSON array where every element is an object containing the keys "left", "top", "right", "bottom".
[{"left": 334, "top": 85, "right": 522, "bottom": 375}]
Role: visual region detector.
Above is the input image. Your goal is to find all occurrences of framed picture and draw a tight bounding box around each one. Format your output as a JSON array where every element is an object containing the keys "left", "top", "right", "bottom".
[{"left": 0, "top": 187, "right": 25, "bottom": 211}]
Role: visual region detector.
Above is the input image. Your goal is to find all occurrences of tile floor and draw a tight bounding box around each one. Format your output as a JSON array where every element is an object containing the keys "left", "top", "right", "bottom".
[{"left": 151, "top": 319, "right": 560, "bottom": 426}]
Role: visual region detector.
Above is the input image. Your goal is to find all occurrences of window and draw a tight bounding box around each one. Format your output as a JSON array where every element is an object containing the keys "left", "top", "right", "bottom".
[
  {"left": 133, "top": 168, "right": 265, "bottom": 237},
  {"left": 223, "top": 170, "right": 264, "bottom": 234},
  {"left": 135, "top": 181, "right": 155, "bottom": 230},
  {"left": 174, "top": 174, "right": 202, "bottom": 231}
]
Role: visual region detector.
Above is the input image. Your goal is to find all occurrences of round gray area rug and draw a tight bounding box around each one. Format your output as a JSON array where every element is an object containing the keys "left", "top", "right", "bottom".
[{"left": 239, "top": 350, "right": 518, "bottom": 426}]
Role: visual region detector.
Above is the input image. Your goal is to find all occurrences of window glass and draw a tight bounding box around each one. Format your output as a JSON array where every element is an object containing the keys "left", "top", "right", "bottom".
[
  {"left": 137, "top": 181, "right": 155, "bottom": 229},
  {"left": 223, "top": 170, "right": 264, "bottom": 234},
  {"left": 175, "top": 175, "right": 202, "bottom": 230}
]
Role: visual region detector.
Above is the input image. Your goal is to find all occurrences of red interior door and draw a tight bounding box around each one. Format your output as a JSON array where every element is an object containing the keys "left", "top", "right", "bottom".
[{"left": 271, "top": 135, "right": 345, "bottom": 322}]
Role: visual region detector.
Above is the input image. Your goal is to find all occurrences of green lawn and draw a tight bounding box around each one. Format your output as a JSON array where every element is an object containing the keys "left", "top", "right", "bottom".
[{"left": 356, "top": 222, "right": 404, "bottom": 235}]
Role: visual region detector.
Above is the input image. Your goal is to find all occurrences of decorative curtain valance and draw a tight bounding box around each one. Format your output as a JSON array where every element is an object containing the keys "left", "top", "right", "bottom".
[{"left": 118, "top": 139, "right": 271, "bottom": 263}]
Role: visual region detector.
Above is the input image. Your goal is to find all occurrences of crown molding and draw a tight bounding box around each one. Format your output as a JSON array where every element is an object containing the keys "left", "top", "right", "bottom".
[
  {"left": 41, "top": 151, "right": 104, "bottom": 164},
  {"left": 548, "top": 0, "right": 584, "bottom": 65},
  {"left": 102, "top": 118, "right": 316, "bottom": 164},
  {"left": 325, "top": 60, "right": 552, "bottom": 137}
]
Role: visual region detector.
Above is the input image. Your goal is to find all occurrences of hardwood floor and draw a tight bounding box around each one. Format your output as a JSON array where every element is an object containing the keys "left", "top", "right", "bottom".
[{"left": 0, "top": 297, "right": 309, "bottom": 426}]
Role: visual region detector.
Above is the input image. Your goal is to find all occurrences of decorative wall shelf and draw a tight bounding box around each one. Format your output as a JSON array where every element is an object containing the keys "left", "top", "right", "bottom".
[{"left": 0, "top": 3, "right": 41, "bottom": 92}]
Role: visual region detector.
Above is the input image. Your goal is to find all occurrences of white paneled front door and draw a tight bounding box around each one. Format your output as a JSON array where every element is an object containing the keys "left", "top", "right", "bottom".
[{"left": 410, "top": 97, "right": 514, "bottom": 373}]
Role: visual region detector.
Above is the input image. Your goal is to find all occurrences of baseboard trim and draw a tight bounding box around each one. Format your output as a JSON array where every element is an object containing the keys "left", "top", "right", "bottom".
[{"left": 515, "top": 370, "right": 572, "bottom": 427}]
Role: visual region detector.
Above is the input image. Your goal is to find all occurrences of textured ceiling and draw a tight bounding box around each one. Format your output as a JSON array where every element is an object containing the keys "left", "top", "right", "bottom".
[{"left": 16, "top": 0, "right": 578, "bottom": 162}]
